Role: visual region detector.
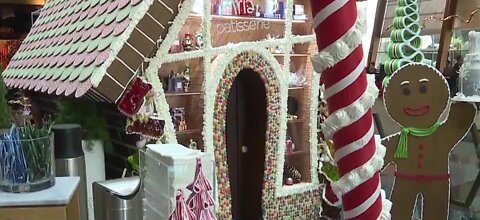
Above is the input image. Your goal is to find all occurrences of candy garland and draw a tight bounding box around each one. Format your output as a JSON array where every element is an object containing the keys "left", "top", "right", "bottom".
[
  {"left": 383, "top": 0, "right": 424, "bottom": 86},
  {"left": 211, "top": 51, "right": 320, "bottom": 219},
  {"left": 310, "top": 1, "right": 391, "bottom": 219}
]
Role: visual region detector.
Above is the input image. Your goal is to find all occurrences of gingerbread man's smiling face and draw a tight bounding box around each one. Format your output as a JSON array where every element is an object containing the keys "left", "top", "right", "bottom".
[{"left": 384, "top": 64, "right": 449, "bottom": 128}]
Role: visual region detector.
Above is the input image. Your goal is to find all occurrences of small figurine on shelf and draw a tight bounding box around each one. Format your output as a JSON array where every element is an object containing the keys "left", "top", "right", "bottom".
[
  {"left": 168, "top": 70, "right": 186, "bottom": 93},
  {"left": 189, "top": 139, "right": 198, "bottom": 150},
  {"left": 285, "top": 136, "right": 295, "bottom": 154},
  {"left": 179, "top": 114, "right": 188, "bottom": 131},
  {"left": 182, "top": 32, "right": 194, "bottom": 51},
  {"left": 183, "top": 65, "right": 192, "bottom": 92},
  {"left": 195, "top": 31, "right": 204, "bottom": 50},
  {"left": 171, "top": 108, "right": 187, "bottom": 132}
]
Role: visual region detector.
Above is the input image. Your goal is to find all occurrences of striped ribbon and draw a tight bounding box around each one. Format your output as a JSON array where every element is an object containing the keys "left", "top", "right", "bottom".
[
  {"left": 310, "top": 0, "right": 383, "bottom": 219},
  {"left": 186, "top": 158, "right": 216, "bottom": 220},
  {"left": 168, "top": 189, "right": 197, "bottom": 220}
]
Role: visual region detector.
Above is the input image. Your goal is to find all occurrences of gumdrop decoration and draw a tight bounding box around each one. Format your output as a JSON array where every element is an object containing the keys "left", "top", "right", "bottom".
[
  {"left": 118, "top": 77, "right": 153, "bottom": 116},
  {"left": 186, "top": 158, "right": 217, "bottom": 220},
  {"left": 126, "top": 115, "right": 165, "bottom": 139},
  {"left": 168, "top": 189, "right": 197, "bottom": 220}
]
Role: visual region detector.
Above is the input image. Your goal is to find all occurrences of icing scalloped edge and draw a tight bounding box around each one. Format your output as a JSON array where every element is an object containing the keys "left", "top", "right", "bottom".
[
  {"left": 322, "top": 74, "right": 379, "bottom": 139},
  {"left": 311, "top": 14, "right": 367, "bottom": 73}
]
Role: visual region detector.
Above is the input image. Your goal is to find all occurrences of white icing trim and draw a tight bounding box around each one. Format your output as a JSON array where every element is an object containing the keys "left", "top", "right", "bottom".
[
  {"left": 311, "top": 15, "right": 367, "bottom": 73},
  {"left": 324, "top": 58, "right": 364, "bottom": 99},
  {"left": 334, "top": 120, "right": 375, "bottom": 162},
  {"left": 378, "top": 190, "right": 392, "bottom": 220},
  {"left": 322, "top": 74, "right": 379, "bottom": 139},
  {"left": 276, "top": 72, "right": 322, "bottom": 197}
]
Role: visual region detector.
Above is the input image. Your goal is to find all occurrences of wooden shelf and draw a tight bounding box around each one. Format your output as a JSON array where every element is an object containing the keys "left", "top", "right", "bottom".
[
  {"left": 287, "top": 118, "right": 305, "bottom": 124},
  {"left": 288, "top": 86, "right": 306, "bottom": 90},
  {"left": 286, "top": 150, "right": 309, "bottom": 157},
  {"left": 165, "top": 92, "right": 203, "bottom": 97},
  {"left": 189, "top": 13, "right": 307, "bottom": 24},
  {"left": 176, "top": 129, "right": 202, "bottom": 135}
]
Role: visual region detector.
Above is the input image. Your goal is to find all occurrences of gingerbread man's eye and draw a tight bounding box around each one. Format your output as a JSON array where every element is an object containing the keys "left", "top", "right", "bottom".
[
  {"left": 419, "top": 84, "right": 428, "bottom": 94},
  {"left": 402, "top": 87, "right": 411, "bottom": 96}
]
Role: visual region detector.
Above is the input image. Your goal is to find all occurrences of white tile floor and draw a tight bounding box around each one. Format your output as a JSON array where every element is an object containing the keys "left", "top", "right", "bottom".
[{"left": 373, "top": 99, "right": 480, "bottom": 219}]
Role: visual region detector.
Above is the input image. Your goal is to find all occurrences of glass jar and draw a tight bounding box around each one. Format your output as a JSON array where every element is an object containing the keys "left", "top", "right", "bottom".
[{"left": 0, "top": 135, "right": 55, "bottom": 192}]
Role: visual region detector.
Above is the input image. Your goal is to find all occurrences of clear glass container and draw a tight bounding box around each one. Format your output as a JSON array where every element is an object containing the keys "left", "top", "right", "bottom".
[{"left": 0, "top": 135, "right": 55, "bottom": 192}]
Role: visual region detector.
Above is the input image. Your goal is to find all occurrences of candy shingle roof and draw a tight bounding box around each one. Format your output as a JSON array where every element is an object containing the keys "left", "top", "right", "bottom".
[{"left": 1, "top": 0, "right": 183, "bottom": 102}]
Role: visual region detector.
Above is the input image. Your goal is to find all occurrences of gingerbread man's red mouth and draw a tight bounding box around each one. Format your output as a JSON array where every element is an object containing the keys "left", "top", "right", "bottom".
[{"left": 403, "top": 105, "right": 431, "bottom": 116}]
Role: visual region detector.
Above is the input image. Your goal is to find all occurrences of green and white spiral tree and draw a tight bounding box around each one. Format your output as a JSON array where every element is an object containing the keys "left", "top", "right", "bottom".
[{"left": 384, "top": 0, "right": 424, "bottom": 86}]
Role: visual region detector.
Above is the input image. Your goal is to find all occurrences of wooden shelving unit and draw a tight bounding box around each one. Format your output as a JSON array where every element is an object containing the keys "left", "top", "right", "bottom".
[{"left": 159, "top": 55, "right": 205, "bottom": 150}]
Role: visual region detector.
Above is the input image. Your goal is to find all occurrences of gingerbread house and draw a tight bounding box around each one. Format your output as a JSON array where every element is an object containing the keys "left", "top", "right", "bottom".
[{"left": 2, "top": 0, "right": 324, "bottom": 218}]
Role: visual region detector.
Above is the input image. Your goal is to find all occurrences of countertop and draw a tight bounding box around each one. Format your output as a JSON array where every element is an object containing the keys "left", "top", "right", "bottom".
[{"left": 0, "top": 176, "right": 80, "bottom": 207}]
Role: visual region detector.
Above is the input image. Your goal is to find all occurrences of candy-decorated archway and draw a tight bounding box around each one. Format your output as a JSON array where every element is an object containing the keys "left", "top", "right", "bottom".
[{"left": 209, "top": 51, "right": 320, "bottom": 219}]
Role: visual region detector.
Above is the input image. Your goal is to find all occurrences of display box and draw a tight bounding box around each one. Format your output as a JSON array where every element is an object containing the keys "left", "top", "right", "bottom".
[{"left": 143, "top": 144, "right": 215, "bottom": 219}]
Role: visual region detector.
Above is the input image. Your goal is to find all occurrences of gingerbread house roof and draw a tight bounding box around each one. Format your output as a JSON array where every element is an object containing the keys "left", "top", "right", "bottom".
[{"left": 1, "top": 0, "right": 183, "bottom": 102}]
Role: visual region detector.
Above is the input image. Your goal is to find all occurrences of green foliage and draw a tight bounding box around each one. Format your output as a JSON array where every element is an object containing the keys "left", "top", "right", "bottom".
[
  {"left": 55, "top": 97, "right": 111, "bottom": 151},
  {"left": 0, "top": 69, "right": 12, "bottom": 129},
  {"left": 321, "top": 162, "right": 340, "bottom": 182}
]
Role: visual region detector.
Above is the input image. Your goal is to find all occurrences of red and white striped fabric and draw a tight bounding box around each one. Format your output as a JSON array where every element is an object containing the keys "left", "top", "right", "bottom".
[
  {"left": 168, "top": 189, "right": 197, "bottom": 220},
  {"left": 310, "top": 1, "right": 391, "bottom": 219}
]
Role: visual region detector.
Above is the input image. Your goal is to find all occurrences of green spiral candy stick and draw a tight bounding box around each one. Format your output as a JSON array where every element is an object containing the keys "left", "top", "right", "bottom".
[{"left": 383, "top": 0, "right": 425, "bottom": 87}]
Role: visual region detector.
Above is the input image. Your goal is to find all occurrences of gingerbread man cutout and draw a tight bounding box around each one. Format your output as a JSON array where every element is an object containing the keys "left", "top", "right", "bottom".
[{"left": 382, "top": 63, "right": 476, "bottom": 219}]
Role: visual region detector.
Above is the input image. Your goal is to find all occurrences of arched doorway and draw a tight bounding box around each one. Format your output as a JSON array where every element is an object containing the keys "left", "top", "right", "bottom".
[
  {"left": 212, "top": 51, "right": 282, "bottom": 219},
  {"left": 226, "top": 68, "right": 267, "bottom": 220}
]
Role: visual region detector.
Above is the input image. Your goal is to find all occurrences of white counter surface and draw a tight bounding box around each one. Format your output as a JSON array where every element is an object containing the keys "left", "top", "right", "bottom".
[{"left": 0, "top": 176, "right": 80, "bottom": 207}]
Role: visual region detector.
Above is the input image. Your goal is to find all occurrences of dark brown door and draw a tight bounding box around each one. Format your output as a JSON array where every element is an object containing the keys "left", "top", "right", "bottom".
[{"left": 226, "top": 68, "right": 267, "bottom": 220}]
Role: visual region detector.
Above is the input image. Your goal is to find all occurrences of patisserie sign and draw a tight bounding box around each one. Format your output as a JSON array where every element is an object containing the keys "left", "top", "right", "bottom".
[{"left": 217, "top": 20, "right": 271, "bottom": 34}]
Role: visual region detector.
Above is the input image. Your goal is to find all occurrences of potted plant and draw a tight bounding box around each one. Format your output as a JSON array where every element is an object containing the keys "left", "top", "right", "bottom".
[
  {"left": 0, "top": 70, "right": 12, "bottom": 129},
  {"left": 55, "top": 97, "right": 111, "bottom": 218}
]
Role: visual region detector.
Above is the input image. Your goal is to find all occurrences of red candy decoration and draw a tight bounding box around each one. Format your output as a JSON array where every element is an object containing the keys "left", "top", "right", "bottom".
[
  {"left": 118, "top": 77, "right": 153, "bottom": 116},
  {"left": 126, "top": 117, "right": 165, "bottom": 139}
]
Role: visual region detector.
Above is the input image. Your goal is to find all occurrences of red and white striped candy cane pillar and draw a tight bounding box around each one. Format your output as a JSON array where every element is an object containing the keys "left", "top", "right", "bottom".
[{"left": 310, "top": 1, "right": 389, "bottom": 219}]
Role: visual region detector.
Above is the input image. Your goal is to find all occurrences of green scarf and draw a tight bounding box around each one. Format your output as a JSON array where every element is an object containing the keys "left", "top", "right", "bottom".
[{"left": 395, "top": 122, "right": 440, "bottom": 159}]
